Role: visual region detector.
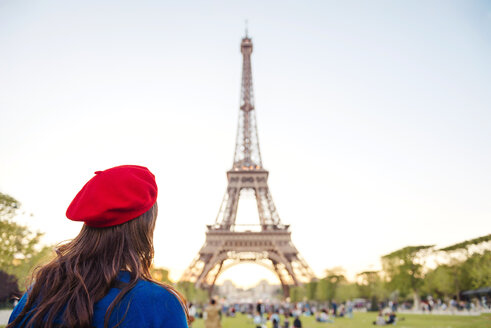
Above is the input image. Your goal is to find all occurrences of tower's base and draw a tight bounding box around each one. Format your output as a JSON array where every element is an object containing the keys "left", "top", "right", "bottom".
[{"left": 181, "top": 228, "right": 315, "bottom": 297}]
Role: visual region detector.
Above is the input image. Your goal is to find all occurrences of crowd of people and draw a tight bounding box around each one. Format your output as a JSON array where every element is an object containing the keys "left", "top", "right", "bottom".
[
  {"left": 395, "top": 295, "right": 490, "bottom": 313},
  {"left": 194, "top": 295, "right": 491, "bottom": 327},
  {"left": 196, "top": 300, "right": 360, "bottom": 327}
]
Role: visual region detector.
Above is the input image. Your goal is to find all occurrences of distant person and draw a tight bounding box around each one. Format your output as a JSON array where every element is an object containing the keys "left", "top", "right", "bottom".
[
  {"left": 293, "top": 315, "right": 302, "bottom": 328},
  {"left": 189, "top": 302, "right": 197, "bottom": 327},
  {"left": 339, "top": 303, "right": 345, "bottom": 317},
  {"left": 7, "top": 165, "right": 189, "bottom": 328},
  {"left": 316, "top": 309, "right": 334, "bottom": 323},
  {"left": 331, "top": 300, "right": 338, "bottom": 317},
  {"left": 385, "top": 312, "right": 396, "bottom": 324},
  {"left": 257, "top": 302, "right": 263, "bottom": 315},
  {"left": 283, "top": 311, "right": 291, "bottom": 328},
  {"left": 205, "top": 299, "right": 222, "bottom": 328},
  {"left": 271, "top": 310, "right": 280, "bottom": 328},
  {"left": 346, "top": 300, "right": 354, "bottom": 318},
  {"left": 372, "top": 311, "right": 386, "bottom": 325},
  {"left": 254, "top": 311, "right": 264, "bottom": 328}
]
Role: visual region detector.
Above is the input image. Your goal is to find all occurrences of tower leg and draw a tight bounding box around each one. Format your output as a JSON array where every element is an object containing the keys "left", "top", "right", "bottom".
[
  {"left": 282, "top": 284, "right": 290, "bottom": 299},
  {"left": 209, "top": 260, "right": 224, "bottom": 298}
]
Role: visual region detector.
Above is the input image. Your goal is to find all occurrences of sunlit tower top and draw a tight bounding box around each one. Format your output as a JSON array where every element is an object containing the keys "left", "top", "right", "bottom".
[{"left": 233, "top": 35, "right": 263, "bottom": 170}]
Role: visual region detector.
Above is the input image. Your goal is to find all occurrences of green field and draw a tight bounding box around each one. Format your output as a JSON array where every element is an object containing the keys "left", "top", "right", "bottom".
[
  {"left": 1, "top": 312, "right": 489, "bottom": 328},
  {"left": 191, "top": 312, "right": 491, "bottom": 328}
]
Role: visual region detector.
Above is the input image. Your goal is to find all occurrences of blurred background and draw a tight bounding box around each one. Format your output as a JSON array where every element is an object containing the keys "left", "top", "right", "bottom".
[{"left": 1, "top": 0, "right": 490, "bottom": 311}]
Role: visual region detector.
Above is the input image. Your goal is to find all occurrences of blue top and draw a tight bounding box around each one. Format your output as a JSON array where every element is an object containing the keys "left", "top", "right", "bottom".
[{"left": 9, "top": 272, "right": 188, "bottom": 328}]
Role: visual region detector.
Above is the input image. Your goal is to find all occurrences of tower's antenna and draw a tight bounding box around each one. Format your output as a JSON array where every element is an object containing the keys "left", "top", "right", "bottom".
[{"left": 245, "top": 19, "right": 248, "bottom": 37}]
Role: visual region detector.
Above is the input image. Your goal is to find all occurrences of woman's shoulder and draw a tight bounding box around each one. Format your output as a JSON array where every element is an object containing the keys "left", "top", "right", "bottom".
[
  {"left": 130, "top": 280, "right": 182, "bottom": 305},
  {"left": 115, "top": 272, "right": 183, "bottom": 309},
  {"left": 102, "top": 280, "right": 188, "bottom": 327},
  {"left": 128, "top": 280, "right": 187, "bottom": 318}
]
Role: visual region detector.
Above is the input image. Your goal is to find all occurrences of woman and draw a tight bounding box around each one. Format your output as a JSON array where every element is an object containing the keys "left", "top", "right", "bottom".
[{"left": 8, "top": 165, "right": 189, "bottom": 328}]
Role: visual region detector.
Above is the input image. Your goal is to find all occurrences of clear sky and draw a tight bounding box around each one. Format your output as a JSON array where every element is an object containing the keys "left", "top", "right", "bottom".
[{"left": 1, "top": 0, "right": 490, "bottom": 288}]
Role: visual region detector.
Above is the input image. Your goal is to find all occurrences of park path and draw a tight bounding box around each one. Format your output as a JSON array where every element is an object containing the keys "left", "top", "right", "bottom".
[{"left": 0, "top": 309, "right": 12, "bottom": 325}]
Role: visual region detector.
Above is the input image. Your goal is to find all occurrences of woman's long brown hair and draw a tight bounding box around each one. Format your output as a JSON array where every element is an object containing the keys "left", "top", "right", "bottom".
[{"left": 8, "top": 203, "right": 189, "bottom": 328}]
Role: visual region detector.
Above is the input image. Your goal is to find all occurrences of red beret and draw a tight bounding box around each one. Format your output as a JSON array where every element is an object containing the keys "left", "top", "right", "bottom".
[{"left": 66, "top": 165, "right": 158, "bottom": 228}]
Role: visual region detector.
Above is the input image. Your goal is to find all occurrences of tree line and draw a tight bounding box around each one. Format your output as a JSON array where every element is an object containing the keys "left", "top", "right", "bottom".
[{"left": 290, "top": 235, "right": 490, "bottom": 308}]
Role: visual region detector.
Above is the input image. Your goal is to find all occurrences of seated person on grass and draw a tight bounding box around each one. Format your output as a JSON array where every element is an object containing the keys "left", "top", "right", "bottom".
[
  {"left": 385, "top": 312, "right": 396, "bottom": 324},
  {"left": 373, "top": 311, "right": 386, "bottom": 325}
]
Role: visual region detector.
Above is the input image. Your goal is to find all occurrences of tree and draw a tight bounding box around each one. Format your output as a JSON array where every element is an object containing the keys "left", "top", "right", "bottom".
[
  {"left": 316, "top": 278, "right": 329, "bottom": 303},
  {"left": 0, "top": 270, "right": 20, "bottom": 306},
  {"left": 356, "top": 271, "right": 387, "bottom": 311},
  {"left": 335, "top": 283, "right": 359, "bottom": 303},
  {"left": 0, "top": 193, "right": 20, "bottom": 220},
  {"left": 315, "top": 267, "right": 346, "bottom": 303},
  {"left": 325, "top": 267, "right": 346, "bottom": 302},
  {"left": 421, "top": 265, "right": 455, "bottom": 298},
  {"left": 289, "top": 285, "right": 305, "bottom": 303},
  {"left": 0, "top": 192, "right": 51, "bottom": 290},
  {"left": 438, "top": 234, "right": 491, "bottom": 301},
  {"left": 423, "top": 250, "right": 490, "bottom": 301},
  {"left": 461, "top": 250, "right": 491, "bottom": 290},
  {"left": 150, "top": 266, "right": 171, "bottom": 284},
  {"left": 176, "top": 281, "right": 208, "bottom": 304},
  {"left": 305, "top": 280, "right": 318, "bottom": 301},
  {"left": 382, "top": 245, "right": 433, "bottom": 309},
  {"left": 439, "top": 234, "right": 491, "bottom": 254}
]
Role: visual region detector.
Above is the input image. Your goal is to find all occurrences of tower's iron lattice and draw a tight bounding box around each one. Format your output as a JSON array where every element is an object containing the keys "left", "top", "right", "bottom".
[{"left": 180, "top": 34, "right": 315, "bottom": 297}]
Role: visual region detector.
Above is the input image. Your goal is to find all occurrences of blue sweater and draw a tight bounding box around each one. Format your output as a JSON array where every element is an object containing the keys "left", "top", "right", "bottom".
[{"left": 9, "top": 272, "right": 188, "bottom": 328}]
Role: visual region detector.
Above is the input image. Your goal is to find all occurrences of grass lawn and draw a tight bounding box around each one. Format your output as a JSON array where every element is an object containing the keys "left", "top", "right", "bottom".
[
  {"left": 1, "top": 312, "right": 489, "bottom": 328},
  {"left": 192, "top": 312, "right": 491, "bottom": 328}
]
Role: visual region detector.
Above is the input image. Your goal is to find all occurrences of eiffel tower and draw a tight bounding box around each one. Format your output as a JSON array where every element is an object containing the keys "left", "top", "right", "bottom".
[{"left": 181, "top": 34, "right": 315, "bottom": 297}]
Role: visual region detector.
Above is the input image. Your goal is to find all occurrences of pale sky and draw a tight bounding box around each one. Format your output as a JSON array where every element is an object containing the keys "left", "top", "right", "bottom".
[{"left": 1, "top": 0, "right": 491, "bottom": 288}]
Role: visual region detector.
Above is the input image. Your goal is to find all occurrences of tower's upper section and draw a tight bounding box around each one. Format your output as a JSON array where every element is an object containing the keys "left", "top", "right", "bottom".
[
  {"left": 232, "top": 36, "right": 263, "bottom": 171},
  {"left": 241, "top": 37, "right": 253, "bottom": 56}
]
